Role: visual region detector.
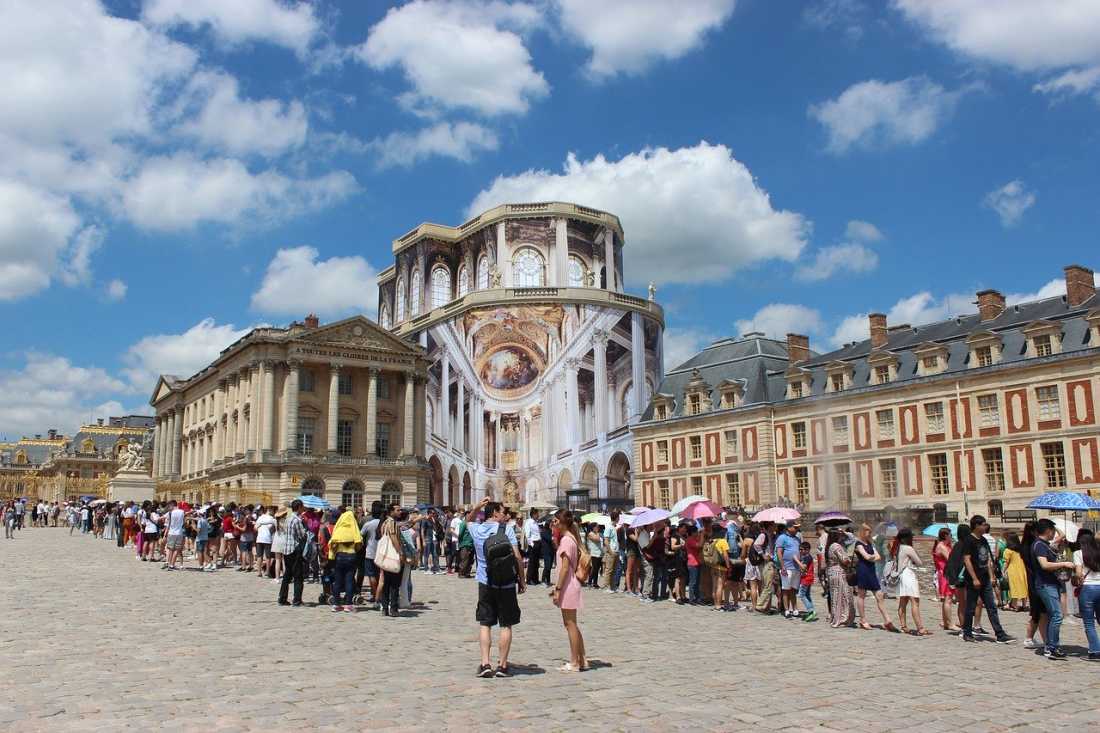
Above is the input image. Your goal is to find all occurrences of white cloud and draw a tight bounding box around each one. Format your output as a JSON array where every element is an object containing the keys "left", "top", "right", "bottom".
[
  {"left": 663, "top": 326, "right": 718, "bottom": 371},
  {"left": 795, "top": 243, "right": 878, "bottom": 282},
  {"left": 0, "top": 180, "right": 82, "bottom": 301},
  {"left": 0, "top": 352, "right": 130, "bottom": 438},
  {"left": 829, "top": 290, "right": 975, "bottom": 348},
  {"left": 845, "top": 219, "right": 883, "bottom": 242},
  {"left": 893, "top": 0, "right": 1100, "bottom": 72},
  {"left": 735, "top": 304, "right": 824, "bottom": 342},
  {"left": 983, "top": 179, "right": 1035, "bottom": 227},
  {"left": 467, "top": 142, "right": 809, "bottom": 286},
  {"left": 173, "top": 71, "right": 308, "bottom": 157},
  {"left": 142, "top": 0, "right": 321, "bottom": 55},
  {"left": 358, "top": 0, "right": 548, "bottom": 116},
  {"left": 1034, "top": 66, "right": 1100, "bottom": 102},
  {"left": 810, "top": 76, "right": 965, "bottom": 153},
  {"left": 57, "top": 225, "right": 105, "bottom": 287},
  {"left": 250, "top": 246, "right": 380, "bottom": 318},
  {"left": 370, "top": 122, "right": 499, "bottom": 169},
  {"left": 555, "top": 0, "right": 736, "bottom": 78},
  {"left": 106, "top": 279, "right": 127, "bottom": 301},
  {"left": 804, "top": 0, "right": 866, "bottom": 41},
  {"left": 1006, "top": 269, "right": 1097, "bottom": 305},
  {"left": 121, "top": 154, "right": 358, "bottom": 232},
  {"left": 122, "top": 318, "right": 253, "bottom": 391}
]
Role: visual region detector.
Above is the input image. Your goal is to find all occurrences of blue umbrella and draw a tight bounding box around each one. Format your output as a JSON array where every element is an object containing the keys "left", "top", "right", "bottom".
[
  {"left": 922, "top": 523, "right": 957, "bottom": 539},
  {"left": 296, "top": 495, "right": 330, "bottom": 510},
  {"left": 1026, "top": 491, "right": 1100, "bottom": 511}
]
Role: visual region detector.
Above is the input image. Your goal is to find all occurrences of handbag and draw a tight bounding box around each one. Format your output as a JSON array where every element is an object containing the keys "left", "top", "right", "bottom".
[{"left": 375, "top": 533, "right": 402, "bottom": 574}]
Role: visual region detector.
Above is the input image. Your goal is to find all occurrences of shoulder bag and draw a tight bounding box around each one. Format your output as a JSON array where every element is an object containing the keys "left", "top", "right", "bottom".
[{"left": 375, "top": 532, "right": 402, "bottom": 574}]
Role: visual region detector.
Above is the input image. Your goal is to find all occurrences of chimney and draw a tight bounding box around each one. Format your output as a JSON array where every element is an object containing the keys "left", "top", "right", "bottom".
[
  {"left": 1064, "top": 264, "right": 1095, "bottom": 307},
  {"left": 97, "top": 418, "right": 104, "bottom": 426},
  {"left": 304, "top": 313, "right": 319, "bottom": 329},
  {"left": 48, "top": 429, "right": 57, "bottom": 439},
  {"left": 976, "top": 289, "right": 1006, "bottom": 322},
  {"left": 868, "top": 313, "right": 887, "bottom": 349},
  {"left": 786, "top": 333, "right": 810, "bottom": 363}
]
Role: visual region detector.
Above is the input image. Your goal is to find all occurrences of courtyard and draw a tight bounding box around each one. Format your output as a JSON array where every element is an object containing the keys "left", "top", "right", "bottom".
[{"left": 1, "top": 528, "right": 1098, "bottom": 732}]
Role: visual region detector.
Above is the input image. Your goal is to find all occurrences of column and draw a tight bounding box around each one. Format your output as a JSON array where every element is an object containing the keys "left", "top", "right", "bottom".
[
  {"left": 456, "top": 378, "right": 465, "bottom": 454},
  {"left": 260, "top": 362, "right": 275, "bottom": 452},
  {"left": 366, "top": 368, "right": 379, "bottom": 455},
  {"left": 151, "top": 419, "right": 161, "bottom": 478},
  {"left": 593, "top": 330, "right": 608, "bottom": 437},
  {"left": 414, "top": 375, "right": 426, "bottom": 457},
  {"left": 248, "top": 363, "right": 261, "bottom": 452},
  {"left": 498, "top": 222, "right": 511, "bottom": 287},
  {"left": 519, "top": 413, "right": 528, "bottom": 468},
  {"left": 555, "top": 217, "right": 569, "bottom": 286},
  {"left": 542, "top": 388, "right": 553, "bottom": 464},
  {"left": 327, "top": 363, "right": 340, "bottom": 453},
  {"left": 494, "top": 415, "right": 502, "bottom": 469},
  {"left": 630, "top": 312, "right": 646, "bottom": 423},
  {"left": 236, "top": 371, "right": 248, "bottom": 455},
  {"left": 171, "top": 409, "right": 181, "bottom": 477},
  {"left": 226, "top": 377, "right": 237, "bottom": 456},
  {"left": 566, "top": 359, "right": 581, "bottom": 450},
  {"left": 607, "top": 377, "right": 618, "bottom": 432},
  {"left": 470, "top": 395, "right": 479, "bottom": 464},
  {"left": 440, "top": 356, "right": 450, "bottom": 443},
  {"left": 214, "top": 379, "right": 226, "bottom": 461},
  {"left": 603, "top": 227, "right": 615, "bottom": 291},
  {"left": 402, "top": 371, "right": 415, "bottom": 456},
  {"left": 285, "top": 361, "right": 299, "bottom": 453}
]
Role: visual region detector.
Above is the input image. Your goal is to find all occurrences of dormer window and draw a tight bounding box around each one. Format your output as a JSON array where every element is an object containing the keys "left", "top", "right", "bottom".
[
  {"left": 825, "top": 361, "right": 853, "bottom": 393},
  {"left": 915, "top": 342, "right": 949, "bottom": 376},
  {"left": 682, "top": 369, "right": 711, "bottom": 416},
  {"left": 688, "top": 394, "right": 701, "bottom": 415},
  {"left": 790, "top": 382, "right": 803, "bottom": 399},
  {"left": 655, "top": 404, "right": 667, "bottom": 420},
  {"left": 831, "top": 374, "right": 844, "bottom": 392},
  {"left": 874, "top": 365, "right": 890, "bottom": 384},
  {"left": 922, "top": 356, "right": 938, "bottom": 370},
  {"left": 1022, "top": 320, "right": 1062, "bottom": 358},
  {"left": 716, "top": 380, "right": 744, "bottom": 409},
  {"left": 651, "top": 394, "right": 675, "bottom": 422},
  {"left": 1034, "top": 334, "right": 1052, "bottom": 357},
  {"left": 976, "top": 345, "right": 993, "bottom": 367}
]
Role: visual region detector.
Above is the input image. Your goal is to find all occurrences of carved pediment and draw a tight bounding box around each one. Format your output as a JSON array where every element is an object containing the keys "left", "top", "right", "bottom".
[{"left": 298, "top": 316, "right": 421, "bottom": 355}]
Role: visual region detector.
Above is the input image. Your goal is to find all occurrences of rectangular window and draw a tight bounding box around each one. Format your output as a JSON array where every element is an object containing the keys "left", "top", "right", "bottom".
[
  {"left": 876, "top": 409, "right": 895, "bottom": 439},
  {"left": 794, "top": 467, "right": 809, "bottom": 505},
  {"left": 922, "top": 356, "right": 939, "bottom": 371},
  {"left": 299, "top": 369, "right": 315, "bottom": 392},
  {"left": 790, "top": 382, "right": 803, "bottom": 399},
  {"left": 658, "top": 480, "right": 670, "bottom": 510},
  {"left": 656, "top": 440, "right": 669, "bottom": 464},
  {"left": 792, "top": 422, "right": 807, "bottom": 449},
  {"left": 655, "top": 405, "right": 667, "bottom": 420},
  {"left": 725, "top": 473, "right": 740, "bottom": 506},
  {"left": 835, "top": 463, "right": 852, "bottom": 503},
  {"left": 688, "top": 394, "right": 701, "bottom": 415},
  {"left": 831, "top": 416, "right": 849, "bottom": 446},
  {"left": 978, "top": 394, "right": 999, "bottom": 428},
  {"left": 375, "top": 422, "right": 390, "bottom": 458},
  {"left": 723, "top": 430, "right": 738, "bottom": 459},
  {"left": 338, "top": 373, "right": 353, "bottom": 396},
  {"left": 689, "top": 435, "right": 702, "bottom": 460},
  {"left": 925, "top": 402, "right": 945, "bottom": 433},
  {"left": 720, "top": 392, "right": 735, "bottom": 409},
  {"left": 874, "top": 364, "right": 891, "bottom": 384},
  {"left": 880, "top": 458, "right": 897, "bottom": 498},
  {"left": 982, "top": 448, "right": 1005, "bottom": 492},
  {"left": 1041, "top": 442, "right": 1066, "bottom": 488},
  {"left": 691, "top": 476, "right": 703, "bottom": 494},
  {"left": 1034, "top": 334, "right": 1052, "bottom": 357},
  {"left": 1036, "top": 385, "right": 1060, "bottom": 421},
  {"left": 337, "top": 419, "right": 354, "bottom": 457},
  {"left": 296, "top": 417, "right": 315, "bottom": 455},
  {"left": 929, "top": 453, "right": 950, "bottom": 495},
  {"left": 831, "top": 374, "right": 845, "bottom": 392},
  {"left": 976, "top": 345, "right": 993, "bottom": 367},
  {"left": 377, "top": 377, "right": 390, "bottom": 400}
]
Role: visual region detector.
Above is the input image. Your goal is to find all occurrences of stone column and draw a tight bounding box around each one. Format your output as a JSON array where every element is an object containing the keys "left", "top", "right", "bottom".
[
  {"left": 366, "top": 368, "right": 379, "bottom": 455},
  {"left": 566, "top": 358, "right": 581, "bottom": 451},
  {"left": 440, "top": 355, "right": 450, "bottom": 443},
  {"left": 519, "top": 413, "right": 528, "bottom": 468},
  {"left": 285, "top": 361, "right": 299, "bottom": 453},
  {"left": 593, "top": 329, "right": 608, "bottom": 437},
  {"left": 414, "top": 375, "right": 426, "bottom": 457},
  {"left": 542, "top": 388, "right": 553, "bottom": 464},
  {"left": 456, "top": 378, "right": 465, "bottom": 454},
  {"left": 494, "top": 415, "right": 502, "bottom": 469},
  {"left": 171, "top": 409, "right": 181, "bottom": 477},
  {"left": 226, "top": 376, "right": 237, "bottom": 456},
  {"left": 603, "top": 227, "right": 615, "bottom": 291},
  {"left": 261, "top": 361, "right": 275, "bottom": 452},
  {"left": 214, "top": 379, "right": 226, "bottom": 461},
  {"left": 607, "top": 377, "right": 618, "bottom": 431},
  {"left": 555, "top": 217, "right": 569, "bottom": 287},
  {"left": 498, "top": 221, "right": 511, "bottom": 288},
  {"left": 402, "top": 371, "right": 415, "bottom": 456},
  {"left": 248, "top": 363, "right": 261, "bottom": 453},
  {"left": 327, "top": 364, "right": 340, "bottom": 454},
  {"left": 630, "top": 312, "right": 646, "bottom": 423}
]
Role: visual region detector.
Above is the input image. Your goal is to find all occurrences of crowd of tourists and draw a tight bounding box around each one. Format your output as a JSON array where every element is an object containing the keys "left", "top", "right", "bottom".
[{"left": 28, "top": 493, "right": 1100, "bottom": 672}]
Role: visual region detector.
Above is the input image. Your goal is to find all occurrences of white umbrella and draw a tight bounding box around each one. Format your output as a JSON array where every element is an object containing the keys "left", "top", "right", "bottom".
[
  {"left": 631, "top": 508, "right": 671, "bottom": 527},
  {"left": 1051, "top": 517, "right": 1080, "bottom": 542},
  {"left": 618, "top": 515, "right": 636, "bottom": 527},
  {"left": 628, "top": 507, "right": 649, "bottom": 515},
  {"left": 89, "top": 499, "right": 107, "bottom": 507},
  {"left": 670, "top": 494, "right": 709, "bottom": 516}
]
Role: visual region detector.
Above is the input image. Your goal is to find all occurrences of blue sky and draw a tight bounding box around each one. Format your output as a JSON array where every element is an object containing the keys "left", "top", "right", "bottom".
[{"left": 2, "top": 0, "right": 1099, "bottom": 438}]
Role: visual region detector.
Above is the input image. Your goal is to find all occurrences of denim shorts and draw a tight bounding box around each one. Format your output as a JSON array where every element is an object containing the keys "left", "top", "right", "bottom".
[
  {"left": 363, "top": 558, "right": 379, "bottom": 578},
  {"left": 196, "top": 540, "right": 208, "bottom": 553},
  {"left": 239, "top": 540, "right": 254, "bottom": 552}
]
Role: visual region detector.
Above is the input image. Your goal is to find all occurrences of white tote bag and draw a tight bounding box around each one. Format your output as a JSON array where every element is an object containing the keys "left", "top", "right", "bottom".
[{"left": 375, "top": 533, "right": 402, "bottom": 574}]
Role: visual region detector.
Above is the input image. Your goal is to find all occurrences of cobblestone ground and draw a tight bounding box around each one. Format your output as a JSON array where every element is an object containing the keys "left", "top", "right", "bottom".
[{"left": 2, "top": 529, "right": 1098, "bottom": 732}]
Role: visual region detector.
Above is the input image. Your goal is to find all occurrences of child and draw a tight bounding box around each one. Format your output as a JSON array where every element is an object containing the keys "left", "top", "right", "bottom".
[{"left": 798, "top": 541, "right": 818, "bottom": 622}]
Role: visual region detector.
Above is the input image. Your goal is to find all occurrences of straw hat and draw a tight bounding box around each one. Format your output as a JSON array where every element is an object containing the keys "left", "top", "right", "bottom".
[{"left": 274, "top": 507, "right": 290, "bottom": 519}]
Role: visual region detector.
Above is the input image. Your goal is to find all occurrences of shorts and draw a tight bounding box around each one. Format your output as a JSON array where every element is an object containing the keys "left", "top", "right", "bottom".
[
  {"left": 166, "top": 534, "right": 184, "bottom": 550},
  {"left": 196, "top": 540, "right": 208, "bottom": 553},
  {"left": 255, "top": 543, "right": 271, "bottom": 559},
  {"left": 144, "top": 532, "right": 158, "bottom": 542},
  {"left": 223, "top": 533, "right": 235, "bottom": 540},
  {"left": 239, "top": 540, "right": 254, "bottom": 552},
  {"left": 781, "top": 568, "right": 800, "bottom": 590},
  {"left": 363, "top": 558, "right": 379, "bottom": 578},
  {"left": 476, "top": 583, "right": 521, "bottom": 627},
  {"left": 1029, "top": 589, "right": 1045, "bottom": 623}
]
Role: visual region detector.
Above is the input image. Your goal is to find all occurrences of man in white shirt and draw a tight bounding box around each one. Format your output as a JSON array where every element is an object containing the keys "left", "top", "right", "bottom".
[
  {"left": 523, "top": 509, "right": 542, "bottom": 585},
  {"left": 163, "top": 500, "right": 187, "bottom": 570},
  {"left": 254, "top": 507, "right": 276, "bottom": 577},
  {"left": 448, "top": 512, "right": 463, "bottom": 575}
]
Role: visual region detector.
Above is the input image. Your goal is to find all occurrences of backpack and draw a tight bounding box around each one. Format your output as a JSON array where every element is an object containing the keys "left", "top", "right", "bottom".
[
  {"left": 882, "top": 558, "right": 901, "bottom": 589},
  {"left": 748, "top": 540, "right": 765, "bottom": 566},
  {"left": 484, "top": 524, "right": 517, "bottom": 586},
  {"left": 575, "top": 550, "right": 592, "bottom": 584}
]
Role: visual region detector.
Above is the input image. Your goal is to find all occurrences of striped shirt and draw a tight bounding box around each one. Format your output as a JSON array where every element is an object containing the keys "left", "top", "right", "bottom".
[{"left": 275, "top": 513, "right": 307, "bottom": 555}]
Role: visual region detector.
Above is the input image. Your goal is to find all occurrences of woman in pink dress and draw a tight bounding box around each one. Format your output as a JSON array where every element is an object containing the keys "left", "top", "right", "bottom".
[
  {"left": 932, "top": 528, "right": 959, "bottom": 631},
  {"left": 551, "top": 509, "right": 588, "bottom": 672}
]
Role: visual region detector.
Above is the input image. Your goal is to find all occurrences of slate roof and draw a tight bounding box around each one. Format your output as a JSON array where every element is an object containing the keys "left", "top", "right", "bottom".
[{"left": 0, "top": 442, "right": 58, "bottom": 466}]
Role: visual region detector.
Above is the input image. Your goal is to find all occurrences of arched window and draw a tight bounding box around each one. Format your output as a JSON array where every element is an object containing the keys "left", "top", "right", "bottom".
[
  {"left": 301, "top": 477, "right": 325, "bottom": 496},
  {"left": 512, "top": 247, "right": 545, "bottom": 287},
  {"left": 410, "top": 270, "right": 422, "bottom": 316},
  {"left": 380, "top": 303, "right": 391, "bottom": 329},
  {"left": 623, "top": 380, "right": 653, "bottom": 423},
  {"left": 396, "top": 277, "right": 406, "bottom": 322},
  {"left": 476, "top": 256, "right": 489, "bottom": 290},
  {"left": 430, "top": 266, "right": 451, "bottom": 308},
  {"left": 568, "top": 255, "right": 587, "bottom": 287},
  {"left": 341, "top": 479, "right": 364, "bottom": 510},
  {"left": 457, "top": 264, "right": 469, "bottom": 297},
  {"left": 380, "top": 480, "right": 402, "bottom": 508}
]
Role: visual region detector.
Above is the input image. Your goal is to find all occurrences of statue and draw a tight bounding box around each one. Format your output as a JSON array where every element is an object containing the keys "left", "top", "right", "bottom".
[
  {"left": 585, "top": 270, "right": 596, "bottom": 287},
  {"left": 117, "top": 442, "right": 145, "bottom": 472},
  {"left": 489, "top": 264, "right": 502, "bottom": 288},
  {"left": 648, "top": 281, "right": 656, "bottom": 301}
]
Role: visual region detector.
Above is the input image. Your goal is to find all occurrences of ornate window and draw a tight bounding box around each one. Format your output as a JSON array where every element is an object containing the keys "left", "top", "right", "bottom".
[
  {"left": 431, "top": 265, "right": 451, "bottom": 308},
  {"left": 380, "top": 303, "right": 391, "bottom": 329},
  {"left": 512, "top": 248, "right": 545, "bottom": 287},
  {"left": 396, "top": 277, "right": 406, "bottom": 322},
  {"left": 81, "top": 438, "right": 95, "bottom": 453},
  {"left": 410, "top": 271, "right": 422, "bottom": 316},
  {"left": 568, "top": 255, "right": 587, "bottom": 287},
  {"left": 457, "top": 264, "right": 469, "bottom": 297},
  {"left": 299, "top": 369, "right": 315, "bottom": 392},
  {"left": 476, "top": 256, "right": 489, "bottom": 289}
]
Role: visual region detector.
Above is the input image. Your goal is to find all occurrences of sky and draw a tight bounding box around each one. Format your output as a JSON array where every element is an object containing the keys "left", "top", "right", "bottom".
[{"left": 2, "top": 0, "right": 1100, "bottom": 439}]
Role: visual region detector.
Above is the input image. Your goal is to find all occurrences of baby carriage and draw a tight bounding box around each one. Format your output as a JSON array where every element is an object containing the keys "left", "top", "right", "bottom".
[{"left": 317, "top": 558, "right": 336, "bottom": 605}]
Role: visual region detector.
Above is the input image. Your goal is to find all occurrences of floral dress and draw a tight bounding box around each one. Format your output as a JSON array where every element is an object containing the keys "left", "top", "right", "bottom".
[{"left": 826, "top": 543, "right": 854, "bottom": 626}]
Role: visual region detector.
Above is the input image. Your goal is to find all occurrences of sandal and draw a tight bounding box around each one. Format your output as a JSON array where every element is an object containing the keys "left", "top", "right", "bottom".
[
  {"left": 899, "top": 624, "right": 910, "bottom": 635},
  {"left": 884, "top": 622, "right": 900, "bottom": 633},
  {"left": 558, "top": 663, "right": 580, "bottom": 673},
  {"left": 916, "top": 627, "right": 933, "bottom": 636},
  {"left": 859, "top": 622, "right": 873, "bottom": 630}
]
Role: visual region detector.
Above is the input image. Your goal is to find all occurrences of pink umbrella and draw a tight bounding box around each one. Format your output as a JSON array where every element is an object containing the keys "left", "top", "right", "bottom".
[
  {"left": 752, "top": 507, "right": 801, "bottom": 524},
  {"left": 681, "top": 500, "right": 721, "bottom": 520}
]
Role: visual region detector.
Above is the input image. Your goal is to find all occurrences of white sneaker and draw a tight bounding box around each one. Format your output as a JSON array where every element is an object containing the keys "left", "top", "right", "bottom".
[{"left": 1023, "top": 638, "right": 1038, "bottom": 649}]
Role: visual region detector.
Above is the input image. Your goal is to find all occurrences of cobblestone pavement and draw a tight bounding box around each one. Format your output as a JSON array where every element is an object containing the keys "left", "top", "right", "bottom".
[{"left": 2, "top": 529, "right": 1098, "bottom": 732}]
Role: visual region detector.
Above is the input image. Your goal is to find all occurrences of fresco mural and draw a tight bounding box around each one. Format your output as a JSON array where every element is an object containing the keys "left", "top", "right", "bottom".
[{"left": 479, "top": 345, "right": 539, "bottom": 392}]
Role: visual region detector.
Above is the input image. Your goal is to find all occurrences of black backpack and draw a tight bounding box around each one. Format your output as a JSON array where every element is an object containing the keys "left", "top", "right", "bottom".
[{"left": 484, "top": 524, "right": 517, "bottom": 586}]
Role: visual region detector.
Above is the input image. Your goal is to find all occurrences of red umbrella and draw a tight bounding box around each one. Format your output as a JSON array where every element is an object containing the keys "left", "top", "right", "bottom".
[
  {"left": 681, "top": 500, "right": 721, "bottom": 520},
  {"left": 178, "top": 501, "right": 191, "bottom": 512}
]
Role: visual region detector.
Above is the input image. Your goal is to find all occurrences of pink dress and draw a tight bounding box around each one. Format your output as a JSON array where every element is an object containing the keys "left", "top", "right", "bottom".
[{"left": 555, "top": 533, "right": 584, "bottom": 611}]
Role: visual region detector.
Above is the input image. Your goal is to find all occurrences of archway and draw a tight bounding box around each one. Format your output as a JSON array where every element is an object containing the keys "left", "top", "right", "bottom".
[
  {"left": 341, "top": 479, "right": 364, "bottom": 510},
  {"left": 448, "top": 465, "right": 460, "bottom": 507},
  {"left": 579, "top": 461, "right": 598, "bottom": 491},
  {"left": 607, "top": 451, "right": 631, "bottom": 508},
  {"left": 484, "top": 480, "right": 495, "bottom": 501},
  {"left": 462, "top": 471, "right": 472, "bottom": 505},
  {"left": 301, "top": 477, "right": 325, "bottom": 497},
  {"left": 429, "top": 456, "right": 444, "bottom": 507},
  {"left": 380, "top": 480, "right": 402, "bottom": 509},
  {"left": 557, "top": 468, "right": 573, "bottom": 492}
]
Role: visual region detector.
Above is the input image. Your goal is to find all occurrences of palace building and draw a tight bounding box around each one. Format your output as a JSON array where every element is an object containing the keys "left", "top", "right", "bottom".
[
  {"left": 150, "top": 316, "right": 430, "bottom": 509},
  {"left": 377, "top": 202, "right": 664, "bottom": 511},
  {"left": 633, "top": 265, "right": 1100, "bottom": 522}
]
